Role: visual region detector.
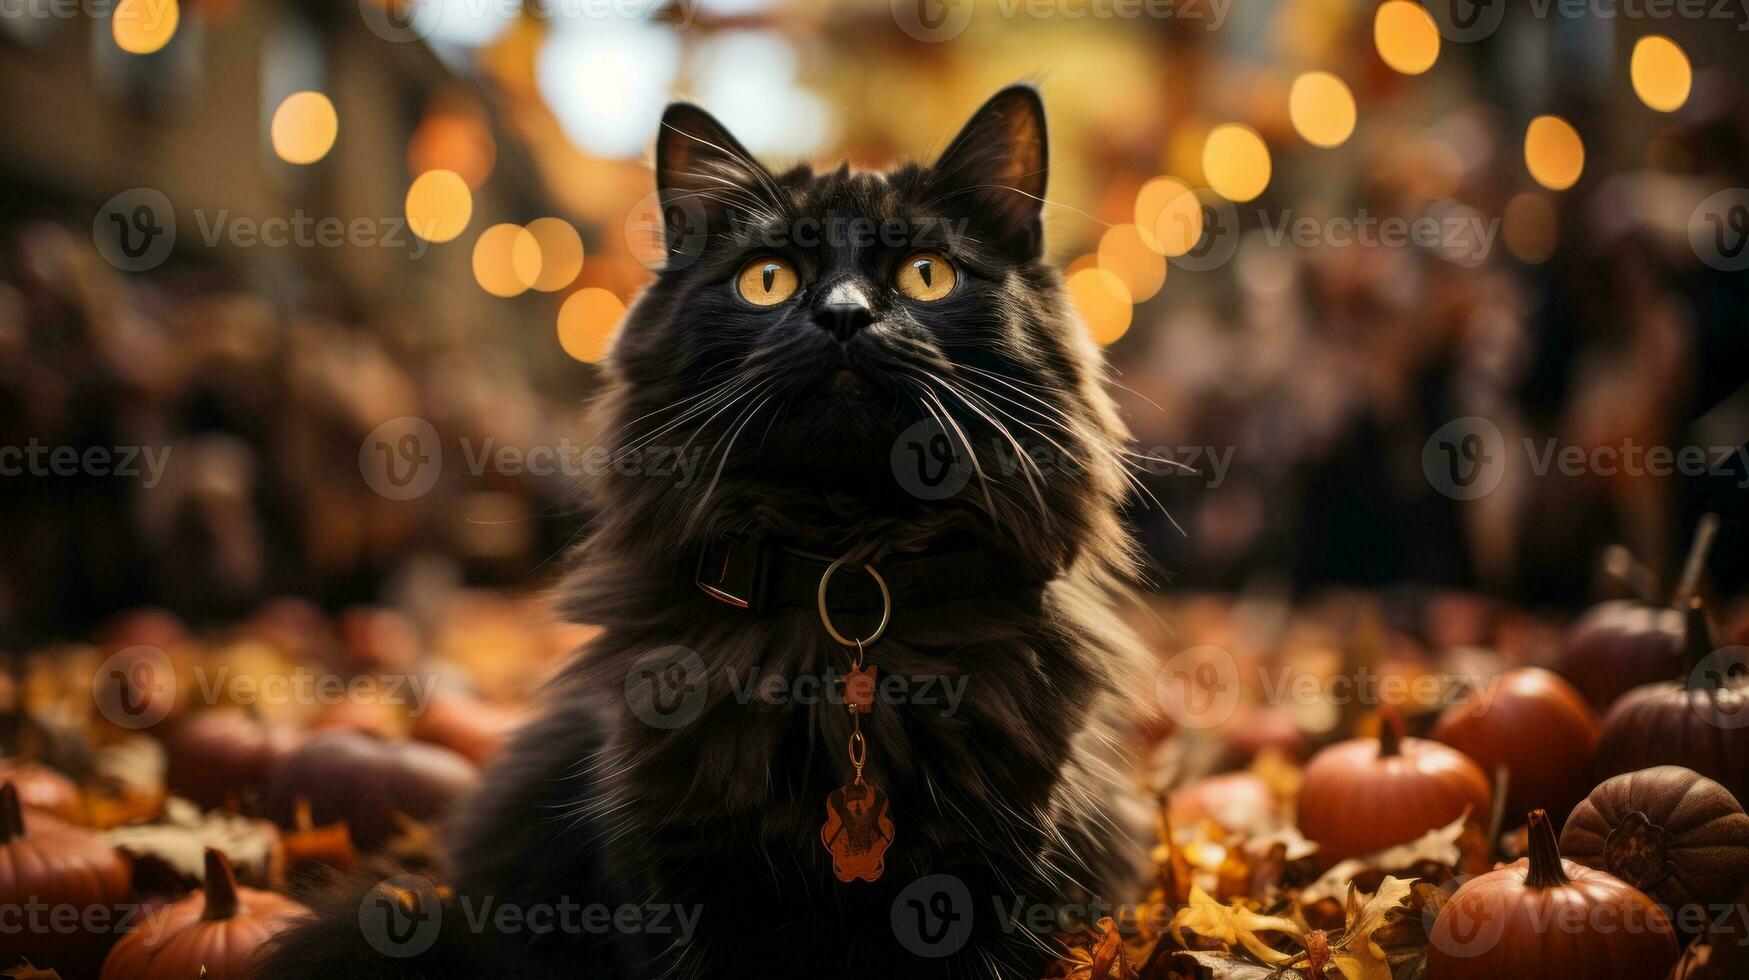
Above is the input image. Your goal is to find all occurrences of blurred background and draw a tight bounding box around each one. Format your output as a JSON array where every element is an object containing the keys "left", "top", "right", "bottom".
[{"left": 0, "top": 0, "right": 1746, "bottom": 643}]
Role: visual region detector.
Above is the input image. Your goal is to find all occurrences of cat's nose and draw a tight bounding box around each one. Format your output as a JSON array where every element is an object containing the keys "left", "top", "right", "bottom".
[
  {"left": 812, "top": 281, "right": 875, "bottom": 341},
  {"left": 814, "top": 303, "right": 874, "bottom": 341}
]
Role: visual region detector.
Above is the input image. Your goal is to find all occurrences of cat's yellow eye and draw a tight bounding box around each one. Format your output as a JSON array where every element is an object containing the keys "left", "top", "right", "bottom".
[
  {"left": 736, "top": 256, "right": 800, "bottom": 307},
  {"left": 894, "top": 251, "right": 957, "bottom": 302}
]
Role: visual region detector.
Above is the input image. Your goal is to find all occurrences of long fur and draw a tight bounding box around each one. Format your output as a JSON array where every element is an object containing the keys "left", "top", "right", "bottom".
[{"left": 258, "top": 86, "right": 1153, "bottom": 980}]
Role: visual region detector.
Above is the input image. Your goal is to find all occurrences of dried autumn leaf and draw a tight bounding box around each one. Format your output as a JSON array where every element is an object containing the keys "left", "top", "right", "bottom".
[
  {"left": 1298, "top": 813, "right": 1468, "bottom": 904},
  {"left": 102, "top": 796, "right": 281, "bottom": 887},
  {"left": 1169, "top": 886, "right": 1302, "bottom": 965},
  {"left": 1289, "top": 877, "right": 1413, "bottom": 980},
  {"left": 2, "top": 961, "right": 63, "bottom": 979}
]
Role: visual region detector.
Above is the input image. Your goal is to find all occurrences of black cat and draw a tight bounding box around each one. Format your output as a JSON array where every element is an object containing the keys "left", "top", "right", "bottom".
[{"left": 258, "top": 84, "right": 1152, "bottom": 980}]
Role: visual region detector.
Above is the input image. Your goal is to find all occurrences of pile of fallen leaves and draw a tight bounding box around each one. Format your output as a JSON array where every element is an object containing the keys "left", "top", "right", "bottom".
[{"left": 1045, "top": 748, "right": 1483, "bottom": 980}]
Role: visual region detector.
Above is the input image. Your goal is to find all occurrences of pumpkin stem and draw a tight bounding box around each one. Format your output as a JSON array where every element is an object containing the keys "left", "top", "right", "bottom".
[
  {"left": 1376, "top": 706, "right": 1404, "bottom": 758},
  {"left": 1684, "top": 599, "right": 1717, "bottom": 674},
  {"left": 0, "top": 783, "right": 22, "bottom": 843},
  {"left": 202, "top": 847, "right": 243, "bottom": 920},
  {"left": 1524, "top": 809, "right": 1570, "bottom": 888},
  {"left": 1597, "top": 545, "right": 1660, "bottom": 604},
  {"left": 1673, "top": 512, "right": 1720, "bottom": 607}
]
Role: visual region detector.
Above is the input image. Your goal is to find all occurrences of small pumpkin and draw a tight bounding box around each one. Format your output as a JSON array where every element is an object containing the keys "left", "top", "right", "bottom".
[
  {"left": 1560, "top": 766, "right": 1749, "bottom": 928},
  {"left": 1297, "top": 708, "right": 1493, "bottom": 864},
  {"left": 1595, "top": 603, "right": 1749, "bottom": 805},
  {"left": 1166, "top": 771, "right": 1280, "bottom": 834},
  {"left": 0, "top": 759, "right": 82, "bottom": 822},
  {"left": 264, "top": 730, "right": 479, "bottom": 849},
  {"left": 1553, "top": 517, "right": 1719, "bottom": 709},
  {"left": 0, "top": 782, "right": 132, "bottom": 966},
  {"left": 1432, "top": 667, "right": 1600, "bottom": 825},
  {"left": 163, "top": 708, "right": 307, "bottom": 809},
  {"left": 1427, "top": 809, "right": 1679, "bottom": 978},
  {"left": 409, "top": 690, "right": 526, "bottom": 766},
  {"left": 100, "top": 847, "right": 308, "bottom": 978}
]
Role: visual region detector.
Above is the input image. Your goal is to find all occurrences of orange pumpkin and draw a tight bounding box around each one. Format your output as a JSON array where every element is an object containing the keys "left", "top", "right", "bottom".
[
  {"left": 1431, "top": 667, "right": 1599, "bottom": 825},
  {"left": 0, "top": 782, "right": 132, "bottom": 968},
  {"left": 101, "top": 848, "right": 308, "bottom": 978},
  {"left": 1427, "top": 809, "right": 1679, "bottom": 978},
  {"left": 1298, "top": 709, "right": 1492, "bottom": 863},
  {"left": 0, "top": 759, "right": 82, "bottom": 822},
  {"left": 409, "top": 690, "right": 527, "bottom": 765}
]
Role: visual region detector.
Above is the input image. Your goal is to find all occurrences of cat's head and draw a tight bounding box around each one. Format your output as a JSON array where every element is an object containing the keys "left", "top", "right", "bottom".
[{"left": 593, "top": 86, "right": 1135, "bottom": 578}]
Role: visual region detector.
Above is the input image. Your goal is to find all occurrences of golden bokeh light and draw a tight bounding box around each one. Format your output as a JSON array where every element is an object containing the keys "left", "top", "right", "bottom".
[
  {"left": 525, "top": 218, "right": 585, "bottom": 292},
  {"left": 1134, "top": 177, "right": 1204, "bottom": 257},
  {"left": 1097, "top": 224, "right": 1166, "bottom": 302},
  {"left": 405, "top": 170, "right": 473, "bottom": 243},
  {"left": 270, "top": 91, "right": 339, "bottom": 166},
  {"left": 1502, "top": 192, "right": 1558, "bottom": 264},
  {"left": 472, "top": 224, "right": 543, "bottom": 298},
  {"left": 1066, "top": 268, "right": 1133, "bottom": 346},
  {"left": 1631, "top": 36, "right": 1692, "bottom": 113},
  {"left": 557, "top": 288, "right": 625, "bottom": 364},
  {"left": 1524, "top": 115, "right": 1585, "bottom": 191},
  {"left": 1202, "top": 124, "right": 1272, "bottom": 203},
  {"left": 1374, "top": 1, "right": 1440, "bottom": 76},
  {"left": 112, "top": 0, "right": 179, "bottom": 55},
  {"left": 1289, "top": 72, "right": 1357, "bottom": 149}
]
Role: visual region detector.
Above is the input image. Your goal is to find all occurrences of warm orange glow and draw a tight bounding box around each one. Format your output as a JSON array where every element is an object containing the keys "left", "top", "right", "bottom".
[
  {"left": 1097, "top": 224, "right": 1166, "bottom": 302},
  {"left": 557, "top": 288, "right": 625, "bottom": 364},
  {"left": 1374, "top": 1, "right": 1440, "bottom": 76},
  {"left": 1502, "top": 192, "right": 1557, "bottom": 263},
  {"left": 1631, "top": 36, "right": 1692, "bottom": 113},
  {"left": 1524, "top": 115, "right": 1585, "bottom": 191},
  {"left": 408, "top": 109, "right": 497, "bottom": 189},
  {"left": 1289, "top": 72, "right": 1357, "bottom": 148},
  {"left": 270, "top": 92, "right": 339, "bottom": 165},
  {"left": 1134, "top": 177, "right": 1203, "bottom": 257},
  {"left": 1067, "top": 268, "right": 1133, "bottom": 346},
  {"left": 112, "top": 0, "right": 179, "bottom": 55},
  {"left": 1203, "top": 124, "right": 1272, "bottom": 203},
  {"left": 405, "top": 170, "right": 473, "bottom": 243},
  {"left": 525, "top": 218, "right": 585, "bottom": 292},
  {"left": 472, "top": 224, "right": 543, "bottom": 298}
]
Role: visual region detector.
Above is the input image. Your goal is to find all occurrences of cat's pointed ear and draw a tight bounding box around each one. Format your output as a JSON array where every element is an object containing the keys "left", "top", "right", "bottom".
[
  {"left": 652, "top": 103, "right": 776, "bottom": 266},
  {"left": 655, "top": 102, "right": 772, "bottom": 210},
  {"left": 928, "top": 86, "right": 1048, "bottom": 259}
]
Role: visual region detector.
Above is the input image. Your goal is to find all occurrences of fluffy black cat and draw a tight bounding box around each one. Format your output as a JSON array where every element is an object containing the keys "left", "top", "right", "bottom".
[{"left": 258, "top": 84, "right": 1152, "bottom": 980}]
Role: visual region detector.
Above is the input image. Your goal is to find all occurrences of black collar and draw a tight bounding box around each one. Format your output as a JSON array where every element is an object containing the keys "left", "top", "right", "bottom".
[{"left": 694, "top": 534, "right": 1043, "bottom": 616}]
